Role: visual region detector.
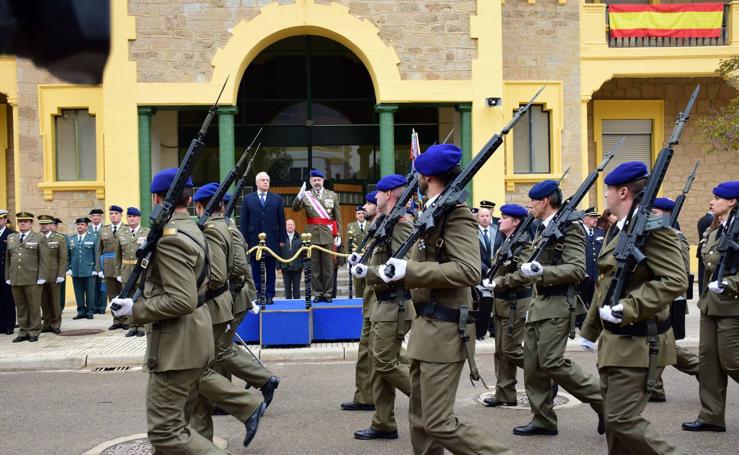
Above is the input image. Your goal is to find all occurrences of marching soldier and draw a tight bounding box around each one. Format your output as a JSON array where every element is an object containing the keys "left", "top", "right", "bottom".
[
  {"left": 115, "top": 207, "right": 149, "bottom": 337},
  {"left": 88, "top": 208, "right": 106, "bottom": 314},
  {"left": 682, "top": 181, "right": 739, "bottom": 433},
  {"left": 111, "top": 169, "right": 229, "bottom": 453},
  {"left": 50, "top": 218, "right": 67, "bottom": 313},
  {"left": 38, "top": 214, "right": 67, "bottom": 334},
  {"left": 68, "top": 218, "right": 97, "bottom": 319},
  {"left": 292, "top": 169, "right": 343, "bottom": 303},
  {"left": 350, "top": 174, "right": 414, "bottom": 440},
  {"left": 347, "top": 205, "right": 369, "bottom": 298},
  {"left": 580, "top": 162, "right": 687, "bottom": 453},
  {"left": 6, "top": 212, "right": 50, "bottom": 342},
  {"left": 481, "top": 203, "right": 532, "bottom": 408},
  {"left": 0, "top": 210, "right": 16, "bottom": 335},
  {"left": 376, "top": 144, "right": 511, "bottom": 454},
  {"left": 96, "top": 205, "right": 128, "bottom": 330}
]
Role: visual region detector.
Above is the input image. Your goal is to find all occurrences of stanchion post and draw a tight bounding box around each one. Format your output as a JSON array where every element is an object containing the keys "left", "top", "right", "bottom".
[
  {"left": 258, "top": 233, "right": 267, "bottom": 309},
  {"left": 347, "top": 229, "right": 354, "bottom": 299},
  {"left": 302, "top": 233, "right": 312, "bottom": 310}
]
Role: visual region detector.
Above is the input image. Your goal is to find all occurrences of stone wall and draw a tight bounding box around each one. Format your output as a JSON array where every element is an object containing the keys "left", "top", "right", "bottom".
[{"left": 128, "top": 0, "right": 477, "bottom": 83}]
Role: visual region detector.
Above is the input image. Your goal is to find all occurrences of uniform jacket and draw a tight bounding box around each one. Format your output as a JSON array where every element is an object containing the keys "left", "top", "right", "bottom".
[
  {"left": 491, "top": 231, "right": 534, "bottom": 319},
  {"left": 697, "top": 225, "right": 739, "bottom": 317},
  {"left": 225, "top": 218, "right": 250, "bottom": 315},
  {"left": 44, "top": 232, "right": 68, "bottom": 281},
  {"left": 95, "top": 223, "right": 127, "bottom": 276},
  {"left": 5, "top": 231, "right": 50, "bottom": 285},
  {"left": 203, "top": 215, "right": 234, "bottom": 324},
  {"left": 115, "top": 226, "right": 149, "bottom": 282},
  {"left": 240, "top": 191, "right": 286, "bottom": 252},
  {"left": 67, "top": 232, "right": 97, "bottom": 277},
  {"left": 346, "top": 220, "right": 368, "bottom": 254},
  {"left": 0, "top": 226, "right": 16, "bottom": 281},
  {"left": 132, "top": 212, "right": 214, "bottom": 372},
  {"left": 580, "top": 226, "right": 687, "bottom": 368},
  {"left": 292, "top": 187, "right": 342, "bottom": 245}
]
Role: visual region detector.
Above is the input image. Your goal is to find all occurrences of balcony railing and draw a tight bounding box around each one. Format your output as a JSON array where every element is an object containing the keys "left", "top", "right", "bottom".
[{"left": 606, "top": 3, "right": 730, "bottom": 48}]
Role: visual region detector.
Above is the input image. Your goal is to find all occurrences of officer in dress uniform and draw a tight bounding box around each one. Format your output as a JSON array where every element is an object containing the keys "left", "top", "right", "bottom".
[
  {"left": 347, "top": 205, "right": 369, "bottom": 298},
  {"left": 38, "top": 214, "right": 67, "bottom": 334},
  {"left": 115, "top": 207, "right": 149, "bottom": 337},
  {"left": 0, "top": 210, "right": 17, "bottom": 335},
  {"left": 292, "top": 169, "right": 343, "bottom": 302},
  {"left": 376, "top": 144, "right": 511, "bottom": 454},
  {"left": 580, "top": 162, "right": 687, "bottom": 454},
  {"left": 6, "top": 212, "right": 50, "bottom": 342},
  {"left": 88, "top": 208, "right": 106, "bottom": 313},
  {"left": 68, "top": 217, "right": 97, "bottom": 319},
  {"left": 50, "top": 218, "right": 66, "bottom": 313},
  {"left": 682, "top": 181, "right": 739, "bottom": 433},
  {"left": 579, "top": 207, "right": 605, "bottom": 309},
  {"left": 97, "top": 205, "right": 128, "bottom": 330}
]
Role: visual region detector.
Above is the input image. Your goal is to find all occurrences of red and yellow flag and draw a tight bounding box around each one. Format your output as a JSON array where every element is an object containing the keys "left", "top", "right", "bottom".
[{"left": 609, "top": 3, "right": 724, "bottom": 39}]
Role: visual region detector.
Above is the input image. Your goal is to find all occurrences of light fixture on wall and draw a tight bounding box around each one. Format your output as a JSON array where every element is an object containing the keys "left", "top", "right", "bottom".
[{"left": 486, "top": 97, "right": 502, "bottom": 108}]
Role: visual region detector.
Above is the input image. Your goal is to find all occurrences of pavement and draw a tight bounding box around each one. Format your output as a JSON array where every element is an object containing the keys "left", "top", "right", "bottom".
[{"left": 0, "top": 292, "right": 701, "bottom": 371}]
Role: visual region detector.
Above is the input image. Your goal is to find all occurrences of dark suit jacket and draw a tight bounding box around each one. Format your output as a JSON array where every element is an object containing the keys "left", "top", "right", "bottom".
[
  {"left": 583, "top": 226, "right": 606, "bottom": 280},
  {"left": 279, "top": 232, "right": 303, "bottom": 272},
  {"left": 240, "top": 191, "right": 287, "bottom": 252},
  {"left": 479, "top": 224, "right": 504, "bottom": 276},
  {"left": 1, "top": 227, "right": 16, "bottom": 281}
]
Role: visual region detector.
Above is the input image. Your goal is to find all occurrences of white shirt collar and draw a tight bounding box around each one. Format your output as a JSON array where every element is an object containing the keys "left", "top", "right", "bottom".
[
  {"left": 45, "top": 231, "right": 52, "bottom": 238},
  {"left": 112, "top": 222, "right": 122, "bottom": 229},
  {"left": 424, "top": 194, "right": 440, "bottom": 209},
  {"left": 542, "top": 212, "right": 556, "bottom": 228},
  {"left": 479, "top": 224, "right": 490, "bottom": 232},
  {"left": 131, "top": 226, "right": 140, "bottom": 234},
  {"left": 616, "top": 216, "right": 627, "bottom": 231},
  {"left": 0, "top": 227, "right": 5, "bottom": 236}
]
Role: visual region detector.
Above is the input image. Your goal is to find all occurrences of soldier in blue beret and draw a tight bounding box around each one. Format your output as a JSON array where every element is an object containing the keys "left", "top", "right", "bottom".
[{"left": 712, "top": 180, "right": 739, "bottom": 200}]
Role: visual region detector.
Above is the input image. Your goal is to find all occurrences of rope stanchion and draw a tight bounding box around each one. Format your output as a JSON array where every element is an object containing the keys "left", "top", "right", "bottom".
[
  {"left": 258, "top": 233, "right": 267, "bottom": 308},
  {"left": 347, "top": 230, "right": 355, "bottom": 299},
  {"left": 302, "top": 233, "right": 313, "bottom": 310}
]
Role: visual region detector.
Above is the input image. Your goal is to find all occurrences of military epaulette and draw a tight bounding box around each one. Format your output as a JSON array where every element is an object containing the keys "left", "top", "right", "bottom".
[{"left": 162, "top": 224, "right": 178, "bottom": 236}]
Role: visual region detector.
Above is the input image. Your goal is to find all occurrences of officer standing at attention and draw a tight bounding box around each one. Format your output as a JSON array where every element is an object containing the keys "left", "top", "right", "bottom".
[
  {"left": 6, "top": 212, "right": 50, "bottom": 342},
  {"left": 376, "top": 144, "right": 511, "bottom": 454},
  {"left": 292, "top": 169, "right": 343, "bottom": 302},
  {"left": 68, "top": 217, "right": 97, "bottom": 320},
  {"left": 88, "top": 208, "right": 106, "bottom": 313},
  {"left": 38, "top": 214, "right": 67, "bottom": 334},
  {"left": 350, "top": 174, "right": 414, "bottom": 440},
  {"left": 511, "top": 179, "right": 604, "bottom": 437},
  {"left": 682, "top": 181, "right": 739, "bottom": 433},
  {"left": 110, "top": 169, "right": 229, "bottom": 454},
  {"left": 0, "top": 210, "right": 17, "bottom": 335},
  {"left": 115, "top": 207, "right": 149, "bottom": 337},
  {"left": 50, "top": 218, "right": 67, "bottom": 313},
  {"left": 481, "top": 203, "right": 532, "bottom": 408},
  {"left": 579, "top": 162, "right": 687, "bottom": 454},
  {"left": 97, "top": 205, "right": 127, "bottom": 330},
  {"left": 580, "top": 207, "right": 605, "bottom": 309},
  {"left": 347, "top": 205, "right": 369, "bottom": 297}
]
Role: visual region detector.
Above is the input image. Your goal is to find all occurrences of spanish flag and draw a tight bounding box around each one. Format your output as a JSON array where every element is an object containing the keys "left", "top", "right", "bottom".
[{"left": 609, "top": 3, "right": 724, "bottom": 39}]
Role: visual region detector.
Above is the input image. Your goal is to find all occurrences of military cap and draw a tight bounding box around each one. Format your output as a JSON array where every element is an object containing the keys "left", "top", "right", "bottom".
[
  {"left": 75, "top": 217, "right": 92, "bottom": 224},
  {"left": 471, "top": 207, "right": 479, "bottom": 215},
  {"left": 192, "top": 182, "right": 219, "bottom": 203},
  {"left": 109, "top": 205, "right": 123, "bottom": 213},
  {"left": 310, "top": 169, "right": 325, "bottom": 178},
  {"left": 713, "top": 181, "right": 739, "bottom": 200},
  {"left": 604, "top": 161, "right": 648, "bottom": 186},
  {"left": 16, "top": 211, "right": 35, "bottom": 221},
  {"left": 528, "top": 180, "right": 559, "bottom": 200},
  {"left": 89, "top": 208, "right": 104, "bottom": 215},
  {"left": 653, "top": 197, "right": 676, "bottom": 212},
  {"left": 0, "top": 209, "right": 7, "bottom": 219},
  {"left": 479, "top": 200, "right": 496, "bottom": 209},
  {"left": 37, "top": 214, "right": 55, "bottom": 224},
  {"left": 583, "top": 207, "right": 599, "bottom": 217},
  {"left": 376, "top": 174, "right": 408, "bottom": 192},
  {"left": 355, "top": 205, "right": 366, "bottom": 212},
  {"left": 223, "top": 193, "right": 232, "bottom": 204},
  {"left": 414, "top": 144, "right": 461, "bottom": 177},
  {"left": 500, "top": 204, "right": 528, "bottom": 218},
  {"left": 53, "top": 218, "right": 62, "bottom": 224},
  {"left": 126, "top": 207, "right": 141, "bottom": 216},
  {"left": 365, "top": 191, "right": 378, "bottom": 205},
  {"left": 150, "top": 168, "right": 194, "bottom": 194}
]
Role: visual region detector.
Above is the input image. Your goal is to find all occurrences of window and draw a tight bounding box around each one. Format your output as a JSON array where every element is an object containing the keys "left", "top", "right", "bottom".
[
  {"left": 601, "top": 119, "right": 652, "bottom": 180},
  {"left": 513, "top": 105, "right": 551, "bottom": 174},
  {"left": 55, "top": 109, "right": 96, "bottom": 181}
]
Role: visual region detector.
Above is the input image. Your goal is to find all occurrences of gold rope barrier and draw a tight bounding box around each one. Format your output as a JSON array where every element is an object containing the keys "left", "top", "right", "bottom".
[{"left": 245, "top": 233, "right": 351, "bottom": 265}]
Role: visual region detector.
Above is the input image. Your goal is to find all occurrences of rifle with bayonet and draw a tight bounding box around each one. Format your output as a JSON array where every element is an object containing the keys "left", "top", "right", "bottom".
[
  {"left": 668, "top": 160, "right": 700, "bottom": 228},
  {"left": 224, "top": 129, "right": 263, "bottom": 220},
  {"left": 114, "top": 78, "right": 228, "bottom": 305}
]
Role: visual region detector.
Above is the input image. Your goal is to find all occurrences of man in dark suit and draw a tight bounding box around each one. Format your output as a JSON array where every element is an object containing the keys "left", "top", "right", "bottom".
[
  {"left": 0, "top": 210, "right": 17, "bottom": 334},
  {"left": 475, "top": 202, "right": 504, "bottom": 339},
  {"left": 279, "top": 219, "right": 303, "bottom": 299},
  {"left": 696, "top": 209, "right": 714, "bottom": 295},
  {"left": 240, "top": 171, "right": 286, "bottom": 304},
  {"left": 579, "top": 207, "right": 605, "bottom": 310}
]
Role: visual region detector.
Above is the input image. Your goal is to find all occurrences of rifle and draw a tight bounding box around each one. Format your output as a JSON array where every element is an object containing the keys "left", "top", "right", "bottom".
[
  {"left": 224, "top": 131, "right": 263, "bottom": 219},
  {"left": 114, "top": 78, "right": 228, "bottom": 305},
  {"left": 485, "top": 213, "right": 535, "bottom": 282},
  {"left": 668, "top": 160, "right": 700, "bottom": 228},
  {"left": 713, "top": 206, "right": 739, "bottom": 288}
]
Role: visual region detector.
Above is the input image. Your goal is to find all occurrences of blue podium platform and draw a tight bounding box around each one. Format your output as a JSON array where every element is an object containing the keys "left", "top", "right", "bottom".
[{"left": 235, "top": 298, "right": 363, "bottom": 347}]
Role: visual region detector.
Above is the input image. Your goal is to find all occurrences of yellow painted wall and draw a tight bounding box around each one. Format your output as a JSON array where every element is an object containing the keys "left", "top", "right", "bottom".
[{"left": 0, "top": 57, "right": 17, "bottom": 210}]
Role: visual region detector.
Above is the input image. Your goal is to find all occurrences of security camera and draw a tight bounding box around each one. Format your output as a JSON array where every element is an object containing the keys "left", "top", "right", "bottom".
[{"left": 486, "top": 97, "right": 502, "bottom": 107}]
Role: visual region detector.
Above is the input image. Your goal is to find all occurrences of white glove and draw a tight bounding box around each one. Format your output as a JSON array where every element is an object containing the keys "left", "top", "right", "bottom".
[
  {"left": 351, "top": 264, "right": 368, "bottom": 278},
  {"left": 250, "top": 303, "right": 260, "bottom": 315},
  {"left": 577, "top": 336, "right": 597, "bottom": 352},
  {"left": 708, "top": 280, "right": 727, "bottom": 294},
  {"left": 347, "top": 252, "right": 362, "bottom": 266},
  {"left": 56, "top": 277, "right": 65, "bottom": 284},
  {"left": 116, "top": 276, "right": 123, "bottom": 283},
  {"left": 66, "top": 270, "right": 73, "bottom": 276},
  {"left": 297, "top": 182, "right": 306, "bottom": 201},
  {"left": 334, "top": 236, "right": 342, "bottom": 247},
  {"left": 36, "top": 279, "right": 46, "bottom": 285},
  {"left": 482, "top": 278, "right": 496, "bottom": 291},
  {"left": 111, "top": 297, "right": 133, "bottom": 317},
  {"left": 378, "top": 258, "right": 407, "bottom": 283},
  {"left": 521, "top": 261, "right": 543, "bottom": 278},
  {"left": 5, "top": 280, "right": 10, "bottom": 285},
  {"left": 599, "top": 303, "right": 623, "bottom": 324},
  {"left": 98, "top": 271, "right": 105, "bottom": 278}
]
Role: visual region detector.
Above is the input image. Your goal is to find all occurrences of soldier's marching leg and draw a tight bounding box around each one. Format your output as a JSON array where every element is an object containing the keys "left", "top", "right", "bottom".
[
  {"left": 522, "top": 321, "right": 558, "bottom": 431},
  {"left": 369, "top": 320, "right": 411, "bottom": 433},
  {"left": 349, "top": 315, "right": 374, "bottom": 407},
  {"left": 675, "top": 344, "right": 699, "bottom": 376},
  {"left": 216, "top": 311, "right": 272, "bottom": 387},
  {"left": 493, "top": 315, "right": 524, "bottom": 404},
  {"left": 409, "top": 359, "right": 444, "bottom": 455},
  {"left": 696, "top": 314, "right": 739, "bottom": 428}
]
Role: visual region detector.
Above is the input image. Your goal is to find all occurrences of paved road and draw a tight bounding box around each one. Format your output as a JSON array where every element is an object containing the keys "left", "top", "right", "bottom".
[{"left": 1, "top": 351, "right": 736, "bottom": 454}]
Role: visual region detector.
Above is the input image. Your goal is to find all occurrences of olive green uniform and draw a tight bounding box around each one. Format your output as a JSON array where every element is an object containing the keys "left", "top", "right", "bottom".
[
  {"left": 489, "top": 233, "right": 533, "bottom": 403},
  {"left": 692, "top": 225, "right": 739, "bottom": 428},
  {"left": 581, "top": 226, "right": 688, "bottom": 455},
  {"left": 365, "top": 218, "right": 414, "bottom": 432},
  {"left": 115, "top": 226, "right": 149, "bottom": 333},
  {"left": 6, "top": 231, "right": 50, "bottom": 338},
  {"left": 401, "top": 205, "right": 510, "bottom": 455},
  {"left": 292, "top": 188, "right": 342, "bottom": 299},
  {"left": 41, "top": 232, "right": 67, "bottom": 331},
  {"left": 95, "top": 223, "right": 127, "bottom": 324},
  {"left": 130, "top": 212, "right": 226, "bottom": 454},
  {"left": 347, "top": 220, "right": 368, "bottom": 297}
]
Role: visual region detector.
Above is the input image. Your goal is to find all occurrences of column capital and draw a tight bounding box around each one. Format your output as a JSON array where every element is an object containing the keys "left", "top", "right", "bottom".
[
  {"left": 455, "top": 103, "right": 472, "bottom": 113},
  {"left": 138, "top": 106, "right": 155, "bottom": 116},
  {"left": 217, "top": 105, "right": 239, "bottom": 115},
  {"left": 374, "top": 104, "right": 398, "bottom": 113}
]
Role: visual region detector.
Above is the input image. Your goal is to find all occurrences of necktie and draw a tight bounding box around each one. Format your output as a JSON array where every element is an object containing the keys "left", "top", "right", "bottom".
[
  {"left": 113, "top": 226, "right": 117, "bottom": 236},
  {"left": 360, "top": 224, "right": 364, "bottom": 233},
  {"left": 260, "top": 193, "right": 266, "bottom": 206},
  {"left": 483, "top": 228, "right": 490, "bottom": 250},
  {"left": 131, "top": 229, "right": 135, "bottom": 235},
  {"left": 537, "top": 223, "right": 545, "bottom": 236},
  {"left": 20, "top": 233, "right": 25, "bottom": 243},
  {"left": 78, "top": 235, "right": 82, "bottom": 243}
]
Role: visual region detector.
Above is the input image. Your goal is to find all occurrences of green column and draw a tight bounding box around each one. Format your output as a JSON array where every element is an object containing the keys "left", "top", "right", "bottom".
[
  {"left": 456, "top": 103, "right": 473, "bottom": 204},
  {"left": 137, "top": 107, "right": 154, "bottom": 224},
  {"left": 375, "top": 104, "right": 398, "bottom": 176},
  {"left": 218, "top": 106, "right": 238, "bottom": 183}
]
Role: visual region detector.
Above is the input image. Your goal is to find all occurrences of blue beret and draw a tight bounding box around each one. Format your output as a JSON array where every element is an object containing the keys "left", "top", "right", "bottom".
[
  {"left": 604, "top": 161, "right": 648, "bottom": 186},
  {"left": 126, "top": 207, "right": 141, "bottom": 216},
  {"left": 365, "top": 191, "right": 378, "bottom": 205},
  {"left": 528, "top": 180, "right": 560, "bottom": 200},
  {"left": 500, "top": 204, "right": 528, "bottom": 218},
  {"left": 376, "top": 174, "right": 408, "bottom": 192},
  {"left": 109, "top": 205, "right": 123, "bottom": 213},
  {"left": 310, "top": 169, "right": 325, "bottom": 178},
  {"left": 150, "top": 168, "right": 194, "bottom": 194},
  {"left": 223, "top": 193, "right": 232, "bottom": 204},
  {"left": 414, "top": 144, "right": 461, "bottom": 176},
  {"left": 192, "top": 182, "right": 220, "bottom": 202},
  {"left": 713, "top": 181, "right": 739, "bottom": 200},
  {"left": 653, "top": 197, "right": 676, "bottom": 211}
]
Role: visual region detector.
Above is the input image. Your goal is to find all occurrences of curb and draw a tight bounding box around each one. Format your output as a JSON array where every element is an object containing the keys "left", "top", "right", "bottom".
[{"left": 0, "top": 354, "right": 87, "bottom": 371}]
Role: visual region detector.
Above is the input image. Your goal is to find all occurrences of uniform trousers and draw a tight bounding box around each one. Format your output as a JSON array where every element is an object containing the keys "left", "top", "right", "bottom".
[
  {"left": 41, "top": 282, "right": 62, "bottom": 330},
  {"left": 697, "top": 314, "right": 739, "bottom": 427},
  {"left": 370, "top": 320, "right": 411, "bottom": 432},
  {"left": 653, "top": 345, "right": 699, "bottom": 400},
  {"left": 12, "top": 284, "right": 42, "bottom": 337},
  {"left": 353, "top": 315, "right": 374, "bottom": 404},
  {"left": 72, "top": 276, "right": 96, "bottom": 316},
  {"left": 215, "top": 310, "right": 272, "bottom": 387},
  {"left": 493, "top": 314, "right": 525, "bottom": 403},
  {"left": 310, "top": 243, "right": 333, "bottom": 299}
]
